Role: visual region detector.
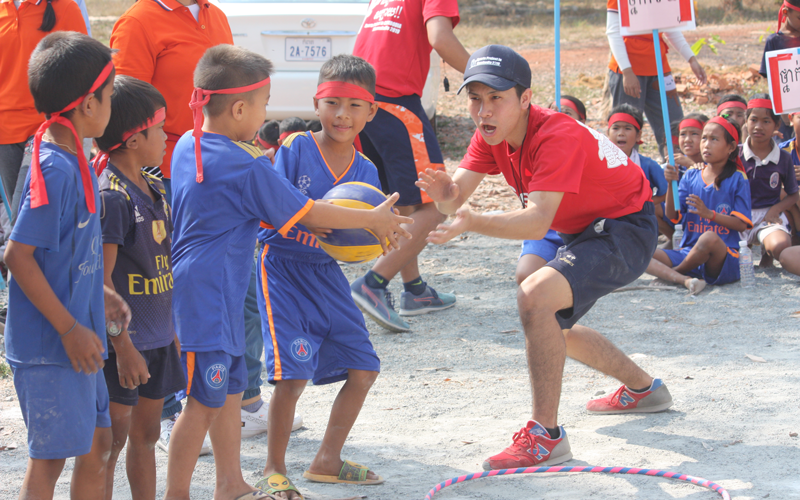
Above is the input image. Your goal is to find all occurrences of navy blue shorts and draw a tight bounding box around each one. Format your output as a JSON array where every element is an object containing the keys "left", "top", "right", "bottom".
[
  {"left": 182, "top": 350, "right": 247, "bottom": 408},
  {"left": 547, "top": 202, "right": 658, "bottom": 330},
  {"left": 662, "top": 246, "right": 740, "bottom": 285},
  {"left": 257, "top": 246, "right": 380, "bottom": 386},
  {"left": 359, "top": 94, "right": 444, "bottom": 206},
  {"left": 14, "top": 365, "right": 111, "bottom": 459},
  {"left": 520, "top": 229, "right": 564, "bottom": 262},
  {"left": 104, "top": 341, "right": 186, "bottom": 405}
]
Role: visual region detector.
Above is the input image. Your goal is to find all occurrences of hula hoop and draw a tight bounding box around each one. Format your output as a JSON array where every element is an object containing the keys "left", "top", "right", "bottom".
[{"left": 424, "top": 465, "right": 731, "bottom": 500}]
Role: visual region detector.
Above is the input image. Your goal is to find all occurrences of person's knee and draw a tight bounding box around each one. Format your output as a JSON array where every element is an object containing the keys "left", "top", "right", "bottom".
[
  {"left": 273, "top": 379, "right": 307, "bottom": 400},
  {"left": 517, "top": 271, "right": 570, "bottom": 321},
  {"left": 696, "top": 231, "right": 725, "bottom": 253},
  {"left": 348, "top": 370, "right": 379, "bottom": 391},
  {"left": 128, "top": 419, "right": 161, "bottom": 450},
  {"left": 768, "top": 235, "right": 791, "bottom": 259}
]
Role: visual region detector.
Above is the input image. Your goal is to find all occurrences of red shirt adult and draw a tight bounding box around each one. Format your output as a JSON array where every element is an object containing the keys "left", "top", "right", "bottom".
[
  {"left": 352, "top": 0, "right": 459, "bottom": 98},
  {"left": 0, "top": 0, "right": 87, "bottom": 144},
  {"left": 460, "top": 106, "right": 652, "bottom": 235},
  {"left": 110, "top": 0, "right": 233, "bottom": 178}
]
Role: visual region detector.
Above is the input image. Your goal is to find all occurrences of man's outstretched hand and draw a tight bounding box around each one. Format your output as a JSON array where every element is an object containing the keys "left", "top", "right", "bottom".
[{"left": 416, "top": 168, "right": 459, "bottom": 204}]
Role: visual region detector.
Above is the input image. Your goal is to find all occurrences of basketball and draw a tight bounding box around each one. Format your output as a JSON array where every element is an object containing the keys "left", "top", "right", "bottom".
[{"left": 318, "top": 182, "right": 388, "bottom": 264}]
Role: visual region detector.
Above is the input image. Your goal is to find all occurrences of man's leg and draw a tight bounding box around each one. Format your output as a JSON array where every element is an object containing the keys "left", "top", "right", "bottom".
[{"left": 643, "top": 75, "right": 684, "bottom": 160}]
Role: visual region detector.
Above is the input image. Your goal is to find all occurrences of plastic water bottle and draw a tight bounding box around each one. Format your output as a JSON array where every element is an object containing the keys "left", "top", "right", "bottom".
[
  {"left": 672, "top": 224, "right": 683, "bottom": 251},
  {"left": 739, "top": 240, "right": 756, "bottom": 288}
]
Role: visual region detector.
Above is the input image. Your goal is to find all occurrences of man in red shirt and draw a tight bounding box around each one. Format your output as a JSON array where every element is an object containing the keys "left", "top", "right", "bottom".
[
  {"left": 417, "top": 45, "right": 674, "bottom": 469},
  {"left": 351, "top": 0, "right": 470, "bottom": 332}
]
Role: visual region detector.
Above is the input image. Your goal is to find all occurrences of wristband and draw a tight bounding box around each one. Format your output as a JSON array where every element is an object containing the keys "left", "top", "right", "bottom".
[
  {"left": 60, "top": 319, "right": 78, "bottom": 338},
  {"left": 711, "top": 211, "right": 717, "bottom": 221}
]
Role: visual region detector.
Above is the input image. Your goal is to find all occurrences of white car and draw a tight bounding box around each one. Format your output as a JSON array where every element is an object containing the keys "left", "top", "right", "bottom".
[{"left": 211, "top": 0, "right": 440, "bottom": 121}]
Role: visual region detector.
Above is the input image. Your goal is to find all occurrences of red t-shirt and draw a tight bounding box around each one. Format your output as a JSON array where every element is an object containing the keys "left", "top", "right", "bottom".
[
  {"left": 353, "top": 0, "right": 459, "bottom": 98},
  {"left": 459, "top": 107, "right": 653, "bottom": 234}
]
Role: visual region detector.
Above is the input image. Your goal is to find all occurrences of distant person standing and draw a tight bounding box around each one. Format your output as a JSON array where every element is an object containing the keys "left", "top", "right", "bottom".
[{"left": 351, "top": 0, "right": 470, "bottom": 332}]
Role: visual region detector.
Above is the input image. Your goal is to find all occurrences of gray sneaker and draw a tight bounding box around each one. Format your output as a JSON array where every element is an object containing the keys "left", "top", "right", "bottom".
[
  {"left": 399, "top": 285, "right": 456, "bottom": 316},
  {"left": 157, "top": 413, "right": 212, "bottom": 455},
  {"left": 350, "top": 276, "right": 410, "bottom": 332},
  {"left": 586, "top": 378, "right": 673, "bottom": 414}
]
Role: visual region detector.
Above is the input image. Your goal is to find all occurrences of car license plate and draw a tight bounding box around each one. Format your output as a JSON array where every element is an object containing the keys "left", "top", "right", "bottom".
[{"left": 285, "top": 38, "right": 331, "bottom": 62}]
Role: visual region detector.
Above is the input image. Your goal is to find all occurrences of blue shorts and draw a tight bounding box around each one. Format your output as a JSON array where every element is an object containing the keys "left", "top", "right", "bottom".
[
  {"left": 662, "top": 246, "right": 740, "bottom": 285},
  {"left": 182, "top": 351, "right": 247, "bottom": 408},
  {"left": 14, "top": 365, "right": 111, "bottom": 459},
  {"left": 520, "top": 229, "right": 564, "bottom": 262},
  {"left": 547, "top": 202, "right": 658, "bottom": 330},
  {"left": 359, "top": 94, "right": 444, "bottom": 206},
  {"left": 104, "top": 341, "right": 186, "bottom": 406},
  {"left": 257, "top": 246, "right": 380, "bottom": 386}
]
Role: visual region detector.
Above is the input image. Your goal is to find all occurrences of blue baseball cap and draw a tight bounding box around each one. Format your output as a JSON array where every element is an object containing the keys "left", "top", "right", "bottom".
[{"left": 457, "top": 45, "right": 532, "bottom": 95}]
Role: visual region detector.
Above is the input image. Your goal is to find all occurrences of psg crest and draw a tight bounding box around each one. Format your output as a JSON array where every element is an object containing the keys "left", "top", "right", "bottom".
[
  {"left": 205, "top": 363, "right": 227, "bottom": 389},
  {"left": 290, "top": 338, "right": 312, "bottom": 362}
]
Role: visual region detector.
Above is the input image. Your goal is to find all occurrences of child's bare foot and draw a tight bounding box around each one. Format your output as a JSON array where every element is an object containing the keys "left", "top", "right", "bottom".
[
  {"left": 685, "top": 278, "right": 706, "bottom": 295},
  {"left": 759, "top": 254, "right": 774, "bottom": 268}
]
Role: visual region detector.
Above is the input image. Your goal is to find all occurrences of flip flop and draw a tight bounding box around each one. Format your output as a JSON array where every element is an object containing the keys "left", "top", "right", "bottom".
[
  {"left": 235, "top": 491, "right": 277, "bottom": 500},
  {"left": 302, "top": 460, "right": 384, "bottom": 485},
  {"left": 255, "top": 473, "right": 303, "bottom": 499}
]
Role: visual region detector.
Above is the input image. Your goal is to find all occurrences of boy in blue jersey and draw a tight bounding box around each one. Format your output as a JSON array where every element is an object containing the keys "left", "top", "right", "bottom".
[
  {"left": 94, "top": 75, "right": 187, "bottom": 500},
  {"left": 165, "top": 45, "right": 411, "bottom": 500},
  {"left": 647, "top": 117, "right": 753, "bottom": 294},
  {"left": 4, "top": 32, "right": 131, "bottom": 500},
  {"left": 254, "top": 55, "right": 385, "bottom": 498}
]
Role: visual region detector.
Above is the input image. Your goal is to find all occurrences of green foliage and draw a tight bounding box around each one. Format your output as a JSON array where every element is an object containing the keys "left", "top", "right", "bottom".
[
  {"left": 691, "top": 35, "right": 727, "bottom": 55},
  {"left": 759, "top": 27, "right": 776, "bottom": 42},
  {"left": 0, "top": 360, "right": 10, "bottom": 379}
]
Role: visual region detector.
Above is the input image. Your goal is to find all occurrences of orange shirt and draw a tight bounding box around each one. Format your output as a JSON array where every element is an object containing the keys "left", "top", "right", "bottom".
[
  {"left": 0, "top": 0, "right": 87, "bottom": 144},
  {"left": 110, "top": 0, "right": 233, "bottom": 178},
  {"left": 607, "top": 0, "right": 671, "bottom": 76}
]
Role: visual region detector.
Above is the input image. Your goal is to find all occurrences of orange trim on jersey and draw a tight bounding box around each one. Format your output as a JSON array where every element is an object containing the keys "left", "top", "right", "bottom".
[
  {"left": 260, "top": 222, "right": 275, "bottom": 229},
  {"left": 310, "top": 132, "right": 355, "bottom": 184},
  {"left": 727, "top": 247, "right": 740, "bottom": 259},
  {"left": 260, "top": 245, "right": 282, "bottom": 380},
  {"left": 731, "top": 211, "right": 753, "bottom": 229},
  {"left": 185, "top": 352, "right": 196, "bottom": 395},
  {"left": 376, "top": 102, "right": 445, "bottom": 204},
  {"left": 669, "top": 212, "right": 683, "bottom": 224},
  {"left": 277, "top": 199, "right": 314, "bottom": 237}
]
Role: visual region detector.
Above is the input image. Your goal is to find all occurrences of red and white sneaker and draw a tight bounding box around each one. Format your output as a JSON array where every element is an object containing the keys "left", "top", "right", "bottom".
[
  {"left": 586, "top": 378, "right": 673, "bottom": 414},
  {"left": 482, "top": 420, "right": 572, "bottom": 471}
]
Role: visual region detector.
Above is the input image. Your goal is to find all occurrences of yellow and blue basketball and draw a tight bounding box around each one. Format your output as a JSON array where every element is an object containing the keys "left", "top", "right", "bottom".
[{"left": 318, "top": 182, "right": 388, "bottom": 264}]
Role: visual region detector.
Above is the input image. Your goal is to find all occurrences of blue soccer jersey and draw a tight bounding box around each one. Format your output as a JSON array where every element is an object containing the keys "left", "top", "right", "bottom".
[
  {"left": 632, "top": 150, "right": 668, "bottom": 198},
  {"left": 258, "top": 132, "right": 381, "bottom": 256},
  {"left": 5, "top": 143, "right": 106, "bottom": 367},
  {"left": 674, "top": 167, "right": 752, "bottom": 251},
  {"left": 170, "top": 132, "right": 314, "bottom": 356}
]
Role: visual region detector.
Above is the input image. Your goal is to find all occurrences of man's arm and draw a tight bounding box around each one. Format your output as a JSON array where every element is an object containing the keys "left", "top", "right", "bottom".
[{"left": 426, "top": 16, "right": 470, "bottom": 73}]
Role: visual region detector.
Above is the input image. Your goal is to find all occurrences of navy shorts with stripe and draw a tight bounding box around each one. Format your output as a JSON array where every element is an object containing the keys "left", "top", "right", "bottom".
[
  {"left": 257, "top": 246, "right": 380, "bottom": 386},
  {"left": 663, "top": 246, "right": 740, "bottom": 285},
  {"left": 14, "top": 365, "right": 111, "bottom": 459},
  {"left": 104, "top": 341, "right": 186, "bottom": 406},
  {"left": 359, "top": 93, "right": 443, "bottom": 206},
  {"left": 181, "top": 351, "right": 247, "bottom": 408},
  {"left": 547, "top": 202, "right": 658, "bottom": 330}
]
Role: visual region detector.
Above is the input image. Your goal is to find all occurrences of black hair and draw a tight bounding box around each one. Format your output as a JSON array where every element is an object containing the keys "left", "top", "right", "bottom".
[
  {"left": 95, "top": 75, "right": 166, "bottom": 152},
  {"left": 306, "top": 120, "right": 322, "bottom": 133},
  {"left": 194, "top": 44, "right": 273, "bottom": 117},
  {"left": 318, "top": 54, "right": 376, "bottom": 95},
  {"left": 280, "top": 117, "right": 307, "bottom": 135},
  {"left": 39, "top": 0, "right": 56, "bottom": 32},
  {"left": 608, "top": 103, "right": 644, "bottom": 129},
  {"left": 706, "top": 116, "right": 741, "bottom": 189},
  {"left": 258, "top": 120, "right": 280, "bottom": 145},
  {"left": 670, "top": 120, "right": 681, "bottom": 137},
  {"left": 557, "top": 95, "right": 587, "bottom": 120},
  {"left": 745, "top": 93, "right": 780, "bottom": 124},
  {"left": 514, "top": 84, "right": 528, "bottom": 99},
  {"left": 28, "top": 32, "right": 113, "bottom": 118},
  {"left": 717, "top": 94, "right": 747, "bottom": 109}
]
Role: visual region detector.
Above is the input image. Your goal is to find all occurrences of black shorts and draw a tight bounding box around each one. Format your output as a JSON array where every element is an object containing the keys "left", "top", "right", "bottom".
[
  {"left": 103, "top": 341, "right": 187, "bottom": 406},
  {"left": 547, "top": 202, "right": 658, "bottom": 330}
]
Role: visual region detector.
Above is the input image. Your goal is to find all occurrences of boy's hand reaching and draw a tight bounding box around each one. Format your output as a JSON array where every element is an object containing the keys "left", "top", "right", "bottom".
[
  {"left": 370, "top": 193, "right": 413, "bottom": 255},
  {"left": 61, "top": 323, "right": 105, "bottom": 374},
  {"left": 416, "top": 168, "right": 459, "bottom": 203}
]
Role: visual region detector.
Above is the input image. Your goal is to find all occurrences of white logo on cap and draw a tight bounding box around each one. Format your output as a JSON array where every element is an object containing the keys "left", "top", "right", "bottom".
[{"left": 470, "top": 56, "right": 503, "bottom": 69}]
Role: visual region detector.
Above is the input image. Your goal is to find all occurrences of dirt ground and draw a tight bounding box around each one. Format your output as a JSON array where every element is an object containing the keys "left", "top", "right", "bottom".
[{"left": 2, "top": 17, "right": 800, "bottom": 500}]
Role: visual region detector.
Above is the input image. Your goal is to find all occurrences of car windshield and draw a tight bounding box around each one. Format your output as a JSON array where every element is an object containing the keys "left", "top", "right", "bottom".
[{"left": 219, "top": 0, "right": 368, "bottom": 3}]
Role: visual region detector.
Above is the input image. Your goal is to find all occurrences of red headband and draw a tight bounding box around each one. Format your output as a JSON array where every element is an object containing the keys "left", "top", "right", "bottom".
[
  {"left": 255, "top": 135, "right": 278, "bottom": 150},
  {"left": 707, "top": 116, "right": 739, "bottom": 144},
  {"left": 189, "top": 76, "right": 271, "bottom": 182},
  {"left": 779, "top": 1, "right": 800, "bottom": 32},
  {"left": 279, "top": 131, "right": 297, "bottom": 142},
  {"left": 747, "top": 98, "right": 773, "bottom": 110},
  {"left": 717, "top": 101, "right": 746, "bottom": 115},
  {"left": 679, "top": 118, "right": 705, "bottom": 131},
  {"left": 93, "top": 107, "right": 166, "bottom": 175},
  {"left": 30, "top": 61, "right": 114, "bottom": 214},
  {"left": 560, "top": 99, "right": 585, "bottom": 120},
  {"left": 314, "top": 81, "right": 375, "bottom": 104},
  {"left": 608, "top": 113, "right": 641, "bottom": 130}
]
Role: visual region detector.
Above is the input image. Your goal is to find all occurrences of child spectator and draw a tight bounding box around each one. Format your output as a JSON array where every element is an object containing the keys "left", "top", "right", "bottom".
[
  {"left": 548, "top": 95, "right": 586, "bottom": 123},
  {"left": 278, "top": 116, "right": 307, "bottom": 145},
  {"left": 256, "top": 119, "right": 280, "bottom": 153},
  {"left": 94, "top": 75, "right": 186, "bottom": 500},
  {"left": 739, "top": 95, "right": 800, "bottom": 275},
  {"left": 165, "top": 44, "right": 410, "bottom": 500},
  {"left": 4, "top": 32, "right": 130, "bottom": 500},
  {"left": 779, "top": 112, "right": 800, "bottom": 242},
  {"left": 255, "top": 54, "right": 385, "bottom": 498},
  {"left": 760, "top": 0, "right": 800, "bottom": 80},
  {"left": 646, "top": 117, "right": 753, "bottom": 294},
  {"left": 717, "top": 94, "right": 748, "bottom": 142}
]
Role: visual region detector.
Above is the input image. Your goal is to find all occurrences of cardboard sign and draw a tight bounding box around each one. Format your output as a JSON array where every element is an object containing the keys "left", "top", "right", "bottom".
[
  {"left": 619, "top": 0, "right": 695, "bottom": 36},
  {"left": 766, "top": 47, "right": 800, "bottom": 115}
]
